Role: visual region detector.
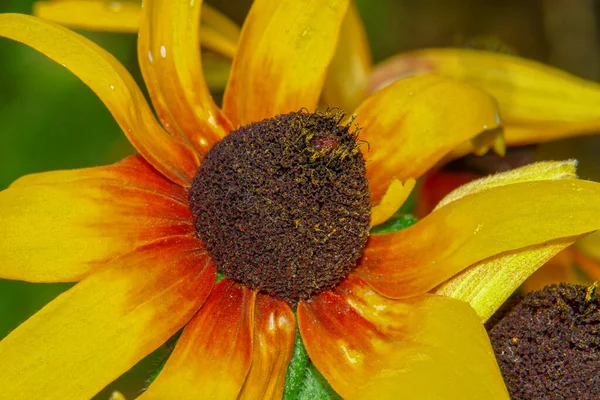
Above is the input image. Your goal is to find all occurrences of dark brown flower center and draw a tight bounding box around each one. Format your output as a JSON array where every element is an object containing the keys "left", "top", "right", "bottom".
[
  {"left": 487, "top": 283, "right": 600, "bottom": 399},
  {"left": 190, "top": 111, "right": 370, "bottom": 306}
]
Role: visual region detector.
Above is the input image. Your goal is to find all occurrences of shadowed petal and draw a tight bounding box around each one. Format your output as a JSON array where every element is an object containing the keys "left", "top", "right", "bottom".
[
  {"left": 138, "top": 0, "right": 231, "bottom": 157},
  {"left": 370, "top": 178, "right": 415, "bottom": 227},
  {"left": 357, "top": 179, "right": 600, "bottom": 299},
  {"left": 0, "top": 155, "right": 195, "bottom": 282},
  {"left": 369, "top": 48, "right": 600, "bottom": 146},
  {"left": 223, "top": 0, "right": 349, "bottom": 127},
  {"left": 354, "top": 74, "right": 501, "bottom": 204},
  {"left": 141, "top": 279, "right": 255, "bottom": 399},
  {"left": 0, "top": 236, "right": 215, "bottom": 400},
  {"left": 0, "top": 13, "right": 199, "bottom": 186},
  {"left": 239, "top": 295, "right": 296, "bottom": 400},
  {"left": 322, "top": 2, "right": 372, "bottom": 111},
  {"left": 34, "top": 0, "right": 239, "bottom": 58},
  {"left": 298, "top": 275, "right": 509, "bottom": 399}
]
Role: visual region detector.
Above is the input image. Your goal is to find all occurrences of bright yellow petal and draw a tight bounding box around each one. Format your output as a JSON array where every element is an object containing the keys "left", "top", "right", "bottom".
[
  {"left": 357, "top": 179, "right": 600, "bottom": 299},
  {"left": 0, "top": 236, "right": 215, "bottom": 400},
  {"left": 223, "top": 0, "right": 350, "bottom": 127},
  {"left": 138, "top": 0, "right": 231, "bottom": 157},
  {"left": 434, "top": 161, "right": 584, "bottom": 321},
  {"left": 298, "top": 275, "right": 509, "bottom": 400},
  {"left": 0, "top": 156, "right": 194, "bottom": 282},
  {"left": 322, "top": 2, "right": 372, "bottom": 111},
  {"left": 434, "top": 160, "right": 578, "bottom": 210},
  {"left": 354, "top": 74, "right": 501, "bottom": 203},
  {"left": 141, "top": 280, "right": 255, "bottom": 399},
  {"left": 370, "top": 178, "right": 415, "bottom": 227},
  {"left": 369, "top": 48, "right": 600, "bottom": 145},
  {"left": 238, "top": 295, "right": 296, "bottom": 400},
  {"left": 33, "top": 1, "right": 239, "bottom": 58},
  {"left": 0, "top": 14, "right": 200, "bottom": 186}
]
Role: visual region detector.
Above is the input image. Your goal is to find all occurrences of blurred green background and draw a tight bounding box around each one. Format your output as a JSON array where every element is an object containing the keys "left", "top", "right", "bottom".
[{"left": 1, "top": 0, "right": 600, "bottom": 398}]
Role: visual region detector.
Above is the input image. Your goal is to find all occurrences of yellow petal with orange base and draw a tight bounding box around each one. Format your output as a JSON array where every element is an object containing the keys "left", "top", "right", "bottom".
[
  {"left": 434, "top": 161, "right": 584, "bottom": 321},
  {"left": 353, "top": 74, "right": 501, "bottom": 204},
  {"left": 0, "top": 236, "right": 215, "bottom": 400},
  {"left": 238, "top": 295, "right": 296, "bottom": 400},
  {"left": 357, "top": 179, "right": 600, "bottom": 299},
  {"left": 369, "top": 48, "right": 600, "bottom": 146},
  {"left": 322, "top": 2, "right": 372, "bottom": 111},
  {"left": 138, "top": 0, "right": 231, "bottom": 157},
  {"left": 370, "top": 178, "right": 415, "bottom": 227},
  {"left": 0, "top": 14, "right": 198, "bottom": 186},
  {"left": 223, "top": 0, "right": 349, "bottom": 127},
  {"left": 141, "top": 280, "right": 255, "bottom": 400},
  {"left": 298, "top": 275, "right": 509, "bottom": 400},
  {"left": 0, "top": 156, "right": 194, "bottom": 283},
  {"left": 33, "top": 0, "right": 239, "bottom": 58}
]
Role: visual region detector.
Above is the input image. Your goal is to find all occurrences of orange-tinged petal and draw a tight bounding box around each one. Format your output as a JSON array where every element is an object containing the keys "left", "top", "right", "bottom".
[
  {"left": 223, "top": 0, "right": 349, "bottom": 127},
  {"left": 577, "top": 230, "right": 600, "bottom": 261},
  {"left": 369, "top": 48, "right": 600, "bottom": 145},
  {"left": 357, "top": 179, "right": 600, "bottom": 299},
  {"left": 370, "top": 178, "right": 415, "bottom": 227},
  {"left": 521, "top": 246, "right": 585, "bottom": 293},
  {"left": 0, "top": 14, "right": 198, "bottom": 186},
  {"left": 0, "top": 236, "right": 215, "bottom": 400},
  {"left": 298, "top": 275, "right": 509, "bottom": 400},
  {"left": 0, "top": 155, "right": 194, "bottom": 282},
  {"left": 238, "top": 295, "right": 295, "bottom": 400},
  {"left": 354, "top": 74, "right": 501, "bottom": 204},
  {"left": 138, "top": 0, "right": 231, "bottom": 157},
  {"left": 34, "top": 1, "right": 239, "bottom": 58},
  {"left": 434, "top": 161, "right": 583, "bottom": 320},
  {"left": 141, "top": 279, "right": 255, "bottom": 399},
  {"left": 322, "top": 2, "right": 372, "bottom": 111}
]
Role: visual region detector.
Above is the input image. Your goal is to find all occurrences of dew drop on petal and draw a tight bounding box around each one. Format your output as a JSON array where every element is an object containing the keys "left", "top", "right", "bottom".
[
  {"left": 148, "top": 50, "right": 153, "bottom": 64},
  {"left": 160, "top": 45, "right": 167, "bottom": 59}
]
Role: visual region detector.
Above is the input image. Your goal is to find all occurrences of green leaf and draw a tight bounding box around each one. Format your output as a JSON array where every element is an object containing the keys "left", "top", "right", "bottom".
[
  {"left": 283, "top": 328, "right": 342, "bottom": 399},
  {"left": 298, "top": 364, "right": 343, "bottom": 400},
  {"left": 283, "top": 329, "right": 310, "bottom": 399},
  {"left": 371, "top": 213, "right": 419, "bottom": 234}
]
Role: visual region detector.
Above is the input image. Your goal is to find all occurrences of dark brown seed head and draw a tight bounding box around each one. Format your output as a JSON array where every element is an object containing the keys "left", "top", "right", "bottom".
[{"left": 190, "top": 111, "right": 371, "bottom": 306}]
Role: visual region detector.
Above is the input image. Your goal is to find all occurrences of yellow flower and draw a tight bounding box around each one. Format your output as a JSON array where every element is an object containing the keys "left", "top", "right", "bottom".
[{"left": 2, "top": 1, "right": 600, "bottom": 399}]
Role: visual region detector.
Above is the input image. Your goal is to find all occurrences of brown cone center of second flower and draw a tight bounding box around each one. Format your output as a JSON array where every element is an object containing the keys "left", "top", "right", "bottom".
[{"left": 190, "top": 111, "right": 371, "bottom": 306}]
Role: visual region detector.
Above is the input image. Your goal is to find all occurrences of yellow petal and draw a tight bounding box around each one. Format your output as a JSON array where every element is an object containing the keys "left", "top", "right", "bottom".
[
  {"left": 33, "top": 0, "right": 239, "bottom": 58},
  {"left": 0, "top": 236, "right": 215, "bottom": 400},
  {"left": 138, "top": 0, "right": 231, "bottom": 157},
  {"left": 298, "top": 275, "right": 509, "bottom": 400},
  {"left": 141, "top": 280, "right": 255, "bottom": 399},
  {"left": 434, "top": 161, "right": 584, "bottom": 321},
  {"left": 577, "top": 230, "right": 600, "bottom": 261},
  {"left": 223, "top": 0, "right": 350, "bottom": 127},
  {"left": 238, "top": 295, "right": 296, "bottom": 400},
  {"left": 434, "top": 160, "right": 577, "bottom": 210},
  {"left": 0, "top": 13, "right": 198, "bottom": 186},
  {"left": 370, "top": 178, "right": 415, "bottom": 227},
  {"left": 357, "top": 179, "right": 600, "bottom": 299},
  {"left": 322, "top": 2, "right": 372, "bottom": 111},
  {"left": 521, "top": 246, "right": 586, "bottom": 293},
  {"left": 369, "top": 48, "right": 600, "bottom": 145},
  {"left": 0, "top": 156, "right": 194, "bottom": 283},
  {"left": 354, "top": 74, "right": 501, "bottom": 203}
]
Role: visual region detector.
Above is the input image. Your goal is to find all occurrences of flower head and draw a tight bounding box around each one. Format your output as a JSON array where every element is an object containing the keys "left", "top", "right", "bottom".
[{"left": 2, "top": 1, "right": 600, "bottom": 399}]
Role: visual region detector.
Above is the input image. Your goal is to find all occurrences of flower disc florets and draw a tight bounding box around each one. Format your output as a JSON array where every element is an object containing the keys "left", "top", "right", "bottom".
[{"left": 190, "top": 111, "right": 370, "bottom": 305}]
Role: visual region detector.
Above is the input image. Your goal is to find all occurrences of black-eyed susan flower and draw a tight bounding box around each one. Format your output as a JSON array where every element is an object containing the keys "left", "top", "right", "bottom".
[{"left": 2, "top": 1, "right": 600, "bottom": 399}]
